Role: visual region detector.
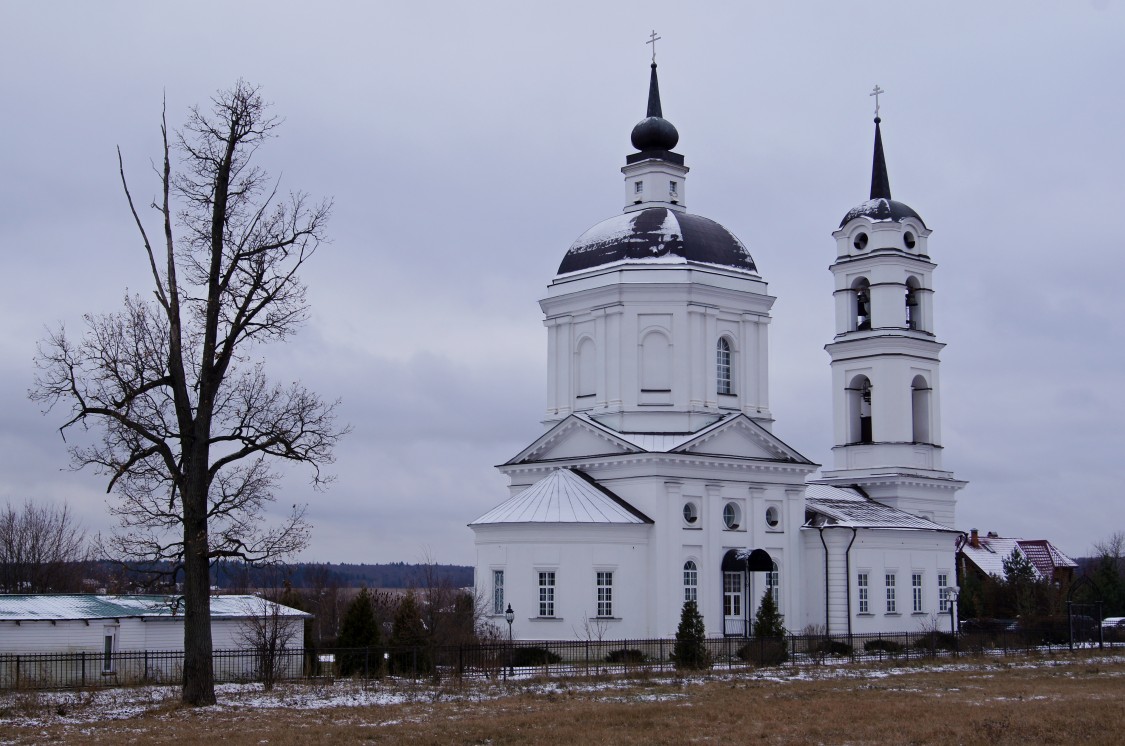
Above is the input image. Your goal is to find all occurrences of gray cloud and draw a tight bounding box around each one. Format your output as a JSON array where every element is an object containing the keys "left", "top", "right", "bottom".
[{"left": 2, "top": 1, "right": 1122, "bottom": 564}]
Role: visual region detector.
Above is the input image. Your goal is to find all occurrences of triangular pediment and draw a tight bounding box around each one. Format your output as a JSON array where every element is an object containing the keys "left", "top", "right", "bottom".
[
  {"left": 675, "top": 415, "right": 814, "bottom": 464},
  {"left": 506, "top": 416, "right": 641, "bottom": 465}
]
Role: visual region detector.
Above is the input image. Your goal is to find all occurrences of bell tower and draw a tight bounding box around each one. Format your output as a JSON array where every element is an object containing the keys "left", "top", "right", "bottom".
[{"left": 815, "top": 103, "right": 965, "bottom": 526}]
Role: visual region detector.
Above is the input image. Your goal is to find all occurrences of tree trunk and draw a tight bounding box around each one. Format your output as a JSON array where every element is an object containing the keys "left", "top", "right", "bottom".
[{"left": 181, "top": 479, "right": 215, "bottom": 706}]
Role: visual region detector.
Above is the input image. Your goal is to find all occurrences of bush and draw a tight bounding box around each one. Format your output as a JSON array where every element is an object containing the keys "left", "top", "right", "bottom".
[
  {"left": 808, "top": 637, "right": 853, "bottom": 657},
  {"left": 738, "top": 638, "right": 788, "bottom": 666},
  {"left": 863, "top": 638, "right": 904, "bottom": 654},
  {"left": 913, "top": 632, "right": 958, "bottom": 652},
  {"left": 510, "top": 646, "right": 562, "bottom": 667},
  {"left": 605, "top": 648, "right": 646, "bottom": 664}
]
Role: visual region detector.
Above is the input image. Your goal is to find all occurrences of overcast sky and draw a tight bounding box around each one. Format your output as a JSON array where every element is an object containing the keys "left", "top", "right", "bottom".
[{"left": 2, "top": 1, "right": 1123, "bottom": 567}]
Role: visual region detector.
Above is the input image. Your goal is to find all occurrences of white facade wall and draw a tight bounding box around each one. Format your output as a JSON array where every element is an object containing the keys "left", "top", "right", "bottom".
[{"left": 797, "top": 528, "right": 959, "bottom": 636}]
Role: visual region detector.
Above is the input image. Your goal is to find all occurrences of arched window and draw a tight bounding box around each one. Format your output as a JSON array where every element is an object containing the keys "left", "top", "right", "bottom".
[
  {"left": 905, "top": 277, "right": 921, "bottom": 330},
  {"left": 683, "top": 560, "right": 698, "bottom": 603},
  {"left": 911, "top": 375, "right": 931, "bottom": 443},
  {"left": 847, "top": 375, "right": 873, "bottom": 444},
  {"left": 640, "top": 330, "right": 672, "bottom": 391},
  {"left": 576, "top": 337, "right": 596, "bottom": 398},
  {"left": 852, "top": 278, "right": 871, "bottom": 331},
  {"left": 767, "top": 561, "right": 779, "bottom": 606},
  {"left": 716, "top": 337, "right": 733, "bottom": 395}
]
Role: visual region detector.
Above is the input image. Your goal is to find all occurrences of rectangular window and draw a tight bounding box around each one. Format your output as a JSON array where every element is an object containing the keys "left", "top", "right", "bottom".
[
  {"left": 767, "top": 563, "right": 779, "bottom": 606},
  {"left": 684, "top": 562, "right": 698, "bottom": 603},
  {"left": 538, "top": 571, "right": 556, "bottom": 618},
  {"left": 885, "top": 573, "right": 897, "bottom": 613},
  {"left": 938, "top": 573, "right": 950, "bottom": 612},
  {"left": 102, "top": 626, "right": 118, "bottom": 673},
  {"left": 669, "top": 180, "right": 678, "bottom": 195},
  {"left": 723, "top": 572, "right": 742, "bottom": 617},
  {"left": 857, "top": 572, "right": 869, "bottom": 613},
  {"left": 492, "top": 570, "right": 505, "bottom": 615},
  {"left": 912, "top": 572, "right": 923, "bottom": 613},
  {"left": 635, "top": 181, "right": 644, "bottom": 194},
  {"left": 596, "top": 571, "right": 613, "bottom": 617}
]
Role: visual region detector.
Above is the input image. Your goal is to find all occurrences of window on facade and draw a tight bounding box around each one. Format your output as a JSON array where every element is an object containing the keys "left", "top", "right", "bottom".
[
  {"left": 716, "top": 338, "right": 732, "bottom": 395},
  {"left": 912, "top": 572, "right": 924, "bottom": 613},
  {"left": 635, "top": 181, "right": 644, "bottom": 194},
  {"left": 682, "top": 502, "right": 698, "bottom": 525},
  {"left": 669, "top": 180, "right": 678, "bottom": 196},
  {"left": 853, "top": 278, "right": 871, "bottom": 331},
  {"left": 857, "top": 572, "right": 869, "bottom": 613},
  {"left": 723, "top": 572, "right": 742, "bottom": 617},
  {"left": 938, "top": 573, "right": 950, "bottom": 612},
  {"left": 911, "top": 375, "right": 931, "bottom": 444},
  {"left": 722, "top": 502, "right": 740, "bottom": 530},
  {"left": 885, "top": 573, "right": 897, "bottom": 613},
  {"left": 684, "top": 561, "right": 698, "bottom": 603},
  {"left": 492, "top": 570, "right": 505, "bottom": 615},
  {"left": 905, "top": 277, "right": 921, "bottom": 330},
  {"left": 765, "top": 505, "right": 780, "bottom": 529},
  {"left": 596, "top": 571, "right": 613, "bottom": 617},
  {"left": 767, "top": 561, "right": 779, "bottom": 606},
  {"left": 848, "top": 375, "right": 874, "bottom": 444},
  {"left": 576, "top": 338, "right": 596, "bottom": 399},
  {"left": 538, "top": 571, "right": 556, "bottom": 617},
  {"left": 102, "top": 626, "right": 118, "bottom": 673}
]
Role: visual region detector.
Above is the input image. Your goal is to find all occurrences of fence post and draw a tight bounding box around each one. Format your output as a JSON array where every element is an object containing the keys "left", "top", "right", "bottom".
[
  {"left": 81, "top": 652, "right": 86, "bottom": 687},
  {"left": 585, "top": 640, "right": 589, "bottom": 676}
]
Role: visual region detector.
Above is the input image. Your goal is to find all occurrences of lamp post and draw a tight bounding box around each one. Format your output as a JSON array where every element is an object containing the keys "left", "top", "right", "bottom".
[
  {"left": 504, "top": 603, "right": 515, "bottom": 679},
  {"left": 948, "top": 586, "right": 960, "bottom": 637}
]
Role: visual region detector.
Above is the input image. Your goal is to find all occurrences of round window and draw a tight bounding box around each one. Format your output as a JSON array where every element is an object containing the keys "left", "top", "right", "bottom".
[
  {"left": 765, "top": 506, "right": 779, "bottom": 528},
  {"left": 904, "top": 231, "right": 916, "bottom": 249},
  {"left": 682, "top": 502, "right": 698, "bottom": 525},
  {"left": 723, "top": 502, "right": 740, "bottom": 530},
  {"left": 853, "top": 232, "right": 869, "bottom": 251}
]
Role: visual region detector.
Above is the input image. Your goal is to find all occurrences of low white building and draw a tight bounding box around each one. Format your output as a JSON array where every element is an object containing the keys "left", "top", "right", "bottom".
[
  {"left": 471, "top": 62, "right": 966, "bottom": 641},
  {"left": 0, "top": 594, "right": 309, "bottom": 687}
]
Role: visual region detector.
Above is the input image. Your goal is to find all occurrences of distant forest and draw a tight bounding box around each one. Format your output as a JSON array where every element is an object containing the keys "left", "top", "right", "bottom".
[
  {"left": 211, "top": 561, "right": 475, "bottom": 590},
  {"left": 60, "top": 561, "right": 474, "bottom": 593}
]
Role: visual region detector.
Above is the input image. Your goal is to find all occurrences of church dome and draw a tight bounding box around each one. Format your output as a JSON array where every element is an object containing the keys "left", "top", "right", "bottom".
[
  {"left": 631, "top": 115, "right": 679, "bottom": 151},
  {"left": 558, "top": 207, "right": 756, "bottom": 275},
  {"left": 839, "top": 197, "right": 925, "bottom": 228}
]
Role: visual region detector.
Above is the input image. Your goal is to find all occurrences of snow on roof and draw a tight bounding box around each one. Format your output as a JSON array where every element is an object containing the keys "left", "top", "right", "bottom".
[
  {"left": 469, "top": 468, "right": 651, "bottom": 525},
  {"left": 960, "top": 536, "right": 1077, "bottom": 581},
  {"left": 0, "top": 595, "right": 310, "bottom": 622},
  {"left": 803, "top": 483, "right": 955, "bottom": 531}
]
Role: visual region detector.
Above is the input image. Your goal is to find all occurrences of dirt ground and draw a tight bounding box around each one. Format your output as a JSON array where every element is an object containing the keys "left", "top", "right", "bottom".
[{"left": 2, "top": 655, "right": 1123, "bottom": 744}]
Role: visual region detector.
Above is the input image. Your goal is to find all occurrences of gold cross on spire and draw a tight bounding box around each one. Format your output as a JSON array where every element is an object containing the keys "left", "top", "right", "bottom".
[
  {"left": 647, "top": 30, "right": 661, "bottom": 64},
  {"left": 870, "top": 84, "right": 885, "bottom": 118}
]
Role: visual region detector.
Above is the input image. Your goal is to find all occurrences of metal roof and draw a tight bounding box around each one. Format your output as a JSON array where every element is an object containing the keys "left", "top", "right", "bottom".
[
  {"left": 960, "top": 537, "right": 1076, "bottom": 581},
  {"left": 0, "top": 594, "right": 310, "bottom": 622},
  {"left": 804, "top": 483, "right": 954, "bottom": 531},
  {"left": 469, "top": 468, "right": 651, "bottom": 525}
]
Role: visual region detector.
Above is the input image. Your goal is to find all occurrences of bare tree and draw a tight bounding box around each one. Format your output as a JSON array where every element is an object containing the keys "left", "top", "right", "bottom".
[
  {"left": 32, "top": 82, "right": 346, "bottom": 706},
  {"left": 235, "top": 596, "right": 301, "bottom": 691},
  {"left": 0, "top": 500, "right": 89, "bottom": 593}
]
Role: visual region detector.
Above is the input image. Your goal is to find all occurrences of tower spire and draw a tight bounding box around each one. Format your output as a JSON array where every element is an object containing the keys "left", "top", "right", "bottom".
[
  {"left": 647, "top": 61, "right": 663, "bottom": 118},
  {"left": 868, "top": 85, "right": 891, "bottom": 200},
  {"left": 870, "top": 116, "right": 892, "bottom": 200}
]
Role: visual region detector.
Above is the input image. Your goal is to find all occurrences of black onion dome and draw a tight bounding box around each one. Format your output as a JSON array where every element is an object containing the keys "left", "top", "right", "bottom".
[
  {"left": 839, "top": 198, "right": 925, "bottom": 228},
  {"left": 558, "top": 207, "right": 756, "bottom": 275}
]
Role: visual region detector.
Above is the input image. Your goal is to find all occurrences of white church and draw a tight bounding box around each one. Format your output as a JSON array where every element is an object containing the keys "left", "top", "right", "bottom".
[{"left": 470, "top": 62, "right": 966, "bottom": 640}]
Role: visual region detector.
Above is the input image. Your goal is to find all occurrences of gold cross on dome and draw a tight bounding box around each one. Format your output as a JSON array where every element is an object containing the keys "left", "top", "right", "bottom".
[
  {"left": 647, "top": 30, "right": 661, "bottom": 63},
  {"left": 870, "top": 84, "right": 885, "bottom": 117}
]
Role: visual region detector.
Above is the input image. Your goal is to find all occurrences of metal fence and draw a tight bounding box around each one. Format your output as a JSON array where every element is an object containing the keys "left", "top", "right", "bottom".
[{"left": 1, "top": 626, "right": 1120, "bottom": 691}]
